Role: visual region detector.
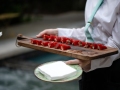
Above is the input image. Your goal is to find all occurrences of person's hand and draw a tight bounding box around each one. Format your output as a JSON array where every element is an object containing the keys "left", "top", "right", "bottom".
[
  {"left": 65, "top": 59, "right": 91, "bottom": 71},
  {"left": 36, "top": 29, "right": 58, "bottom": 38},
  {"left": 0, "top": 32, "right": 2, "bottom": 37}
]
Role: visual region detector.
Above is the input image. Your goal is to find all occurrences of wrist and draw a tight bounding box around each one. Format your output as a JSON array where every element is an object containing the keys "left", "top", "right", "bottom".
[
  {"left": 54, "top": 29, "right": 58, "bottom": 36},
  {"left": 82, "top": 63, "right": 91, "bottom": 71}
]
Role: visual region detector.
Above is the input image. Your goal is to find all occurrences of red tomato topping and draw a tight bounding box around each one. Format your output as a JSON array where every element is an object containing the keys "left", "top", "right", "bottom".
[
  {"left": 42, "top": 34, "right": 50, "bottom": 40},
  {"left": 48, "top": 41, "right": 58, "bottom": 48},
  {"left": 81, "top": 41, "right": 86, "bottom": 47},
  {"left": 97, "top": 44, "right": 107, "bottom": 50},
  {"left": 84, "top": 42, "right": 92, "bottom": 48},
  {"left": 102, "top": 45, "right": 107, "bottom": 49},
  {"left": 66, "top": 38, "right": 73, "bottom": 45},
  {"left": 48, "top": 35, "right": 55, "bottom": 41},
  {"left": 60, "top": 44, "right": 71, "bottom": 50},
  {"left": 37, "top": 40, "right": 42, "bottom": 45},
  {"left": 54, "top": 36, "right": 61, "bottom": 42},
  {"left": 90, "top": 43, "right": 98, "bottom": 49},
  {"left": 55, "top": 43, "right": 61, "bottom": 49},
  {"left": 72, "top": 40, "right": 80, "bottom": 46},
  {"left": 31, "top": 39, "right": 38, "bottom": 44},
  {"left": 78, "top": 41, "right": 83, "bottom": 46},
  {"left": 41, "top": 41, "right": 49, "bottom": 46},
  {"left": 61, "top": 37, "right": 67, "bottom": 43}
]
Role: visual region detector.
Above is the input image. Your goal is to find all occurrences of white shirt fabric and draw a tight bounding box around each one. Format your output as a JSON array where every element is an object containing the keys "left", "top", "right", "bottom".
[{"left": 57, "top": 0, "right": 120, "bottom": 71}]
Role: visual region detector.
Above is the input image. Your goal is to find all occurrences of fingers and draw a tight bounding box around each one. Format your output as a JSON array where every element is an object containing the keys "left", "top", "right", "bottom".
[
  {"left": 79, "top": 60, "right": 91, "bottom": 71},
  {"left": 36, "top": 29, "right": 58, "bottom": 38},
  {"left": 65, "top": 59, "right": 91, "bottom": 71},
  {"left": 0, "top": 32, "right": 2, "bottom": 37},
  {"left": 65, "top": 59, "right": 81, "bottom": 65},
  {"left": 36, "top": 30, "right": 47, "bottom": 38}
]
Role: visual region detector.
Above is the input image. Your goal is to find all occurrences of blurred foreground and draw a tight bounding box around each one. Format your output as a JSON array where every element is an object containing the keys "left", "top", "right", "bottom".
[
  {"left": 0, "top": 68, "right": 79, "bottom": 90},
  {"left": 0, "top": 50, "right": 79, "bottom": 90}
]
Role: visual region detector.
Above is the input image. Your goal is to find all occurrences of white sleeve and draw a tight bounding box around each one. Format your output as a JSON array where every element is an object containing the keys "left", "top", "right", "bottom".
[
  {"left": 87, "top": 2, "right": 120, "bottom": 72},
  {"left": 58, "top": 1, "right": 120, "bottom": 72},
  {"left": 89, "top": 54, "right": 120, "bottom": 72},
  {"left": 57, "top": 27, "right": 86, "bottom": 41},
  {"left": 89, "top": 19, "right": 120, "bottom": 72}
]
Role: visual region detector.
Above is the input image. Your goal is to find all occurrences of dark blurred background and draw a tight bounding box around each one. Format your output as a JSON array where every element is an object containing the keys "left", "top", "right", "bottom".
[
  {"left": 0, "top": 0, "right": 86, "bottom": 90},
  {"left": 0, "top": 0, "right": 86, "bottom": 27}
]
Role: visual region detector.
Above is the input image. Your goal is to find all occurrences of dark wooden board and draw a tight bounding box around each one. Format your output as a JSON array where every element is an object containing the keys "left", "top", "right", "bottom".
[{"left": 16, "top": 36, "right": 118, "bottom": 60}]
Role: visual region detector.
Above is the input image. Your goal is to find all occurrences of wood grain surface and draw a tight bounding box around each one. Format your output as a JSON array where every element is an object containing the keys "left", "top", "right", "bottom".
[{"left": 17, "top": 37, "right": 118, "bottom": 60}]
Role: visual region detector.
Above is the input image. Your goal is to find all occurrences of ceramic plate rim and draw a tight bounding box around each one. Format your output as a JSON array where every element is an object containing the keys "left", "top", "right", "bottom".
[{"left": 34, "top": 61, "right": 83, "bottom": 83}]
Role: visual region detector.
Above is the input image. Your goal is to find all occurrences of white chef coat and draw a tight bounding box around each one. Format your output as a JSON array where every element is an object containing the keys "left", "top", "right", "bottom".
[{"left": 57, "top": 0, "right": 120, "bottom": 71}]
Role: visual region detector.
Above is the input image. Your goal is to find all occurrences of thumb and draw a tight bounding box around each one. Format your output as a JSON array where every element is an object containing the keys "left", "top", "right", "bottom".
[
  {"left": 65, "top": 59, "right": 81, "bottom": 65},
  {"left": 36, "top": 30, "right": 46, "bottom": 38}
]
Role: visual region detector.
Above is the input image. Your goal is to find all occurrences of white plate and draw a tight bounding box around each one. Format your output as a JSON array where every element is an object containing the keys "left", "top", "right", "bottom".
[{"left": 34, "top": 61, "right": 83, "bottom": 83}]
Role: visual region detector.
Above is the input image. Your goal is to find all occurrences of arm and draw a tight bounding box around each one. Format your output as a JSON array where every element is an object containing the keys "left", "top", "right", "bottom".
[
  {"left": 66, "top": 1, "right": 120, "bottom": 72},
  {"left": 57, "top": 27, "right": 86, "bottom": 41},
  {"left": 87, "top": 1, "right": 120, "bottom": 71}
]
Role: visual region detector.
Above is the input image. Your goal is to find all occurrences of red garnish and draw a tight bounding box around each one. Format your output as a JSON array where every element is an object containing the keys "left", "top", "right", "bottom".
[
  {"left": 37, "top": 40, "right": 42, "bottom": 45},
  {"left": 37, "top": 34, "right": 108, "bottom": 51},
  {"left": 41, "top": 41, "right": 49, "bottom": 46},
  {"left": 66, "top": 38, "right": 73, "bottom": 45},
  {"left": 48, "top": 35, "right": 55, "bottom": 41},
  {"left": 42, "top": 34, "right": 50, "bottom": 40},
  {"left": 54, "top": 36, "right": 61, "bottom": 42},
  {"left": 102, "top": 45, "right": 107, "bottom": 49},
  {"left": 90, "top": 43, "right": 98, "bottom": 49},
  {"left": 97, "top": 44, "right": 107, "bottom": 50},
  {"left": 31, "top": 39, "right": 38, "bottom": 44},
  {"left": 60, "top": 44, "right": 71, "bottom": 50},
  {"left": 81, "top": 41, "right": 86, "bottom": 47},
  {"left": 84, "top": 42, "right": 92, "bottom": 48},
  {"left": 48, "top": 41, "right": 57, "bottom": 48},
  {"left": 61, "top": 37, "right": 67, "bottom": 43},
  {"left": 78, "top": 40, "right": 83, "bottom": 46},
  {"left": 72, "top": 40, "right": 79, "bottom": 46},
  {"left": 55, "top": 43, "right": 61, "bottom": 49}
]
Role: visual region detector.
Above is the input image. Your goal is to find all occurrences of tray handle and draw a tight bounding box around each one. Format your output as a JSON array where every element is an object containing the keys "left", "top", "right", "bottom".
[
  {"left": 17, "top": 34, "right": 31, "bottom": 40},
  {"left": 16, "top": 34, "right": 31, "bottom": 47}
]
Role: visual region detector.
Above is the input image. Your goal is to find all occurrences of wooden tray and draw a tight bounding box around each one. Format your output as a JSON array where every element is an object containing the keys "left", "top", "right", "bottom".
[{"left": 16, "top": 34, "right": 118, "bottom": 60}]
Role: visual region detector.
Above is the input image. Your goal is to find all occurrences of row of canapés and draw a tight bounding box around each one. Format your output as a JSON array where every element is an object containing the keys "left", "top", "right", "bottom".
[{"left": 31, "top": 34, "right": 107, "bottom": 50}]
